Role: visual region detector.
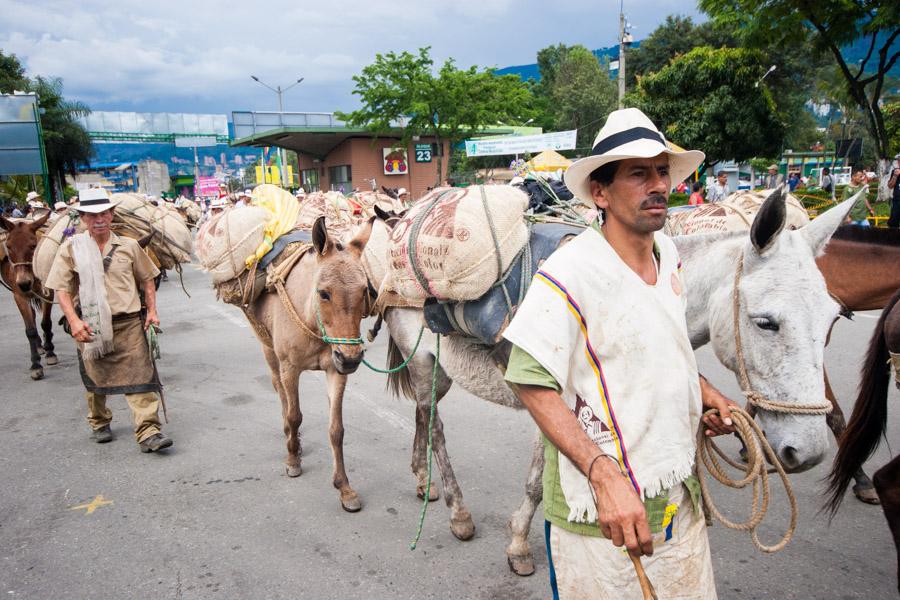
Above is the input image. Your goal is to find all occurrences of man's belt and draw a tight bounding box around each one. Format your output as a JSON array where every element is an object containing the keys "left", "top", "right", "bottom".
[{"left": 112, "top": 312, "right": 141, "bottom": 323}]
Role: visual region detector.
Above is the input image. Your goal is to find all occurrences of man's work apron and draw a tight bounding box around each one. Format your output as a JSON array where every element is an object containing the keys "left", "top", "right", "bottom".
[{"left": 77, "top": 313, "right": 160, "bottom": 395}]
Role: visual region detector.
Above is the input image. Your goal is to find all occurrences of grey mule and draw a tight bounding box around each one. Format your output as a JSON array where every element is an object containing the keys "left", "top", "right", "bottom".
[
  {"left": 90, "top": 425, "right": 114, "bottom": 443},
  {"left": 140, "top": 433, "right": 173, "bottom": 453}
]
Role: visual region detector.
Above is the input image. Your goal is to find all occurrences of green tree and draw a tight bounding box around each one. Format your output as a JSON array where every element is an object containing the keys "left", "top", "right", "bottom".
[
  {"left": 634, "top": 47, "right": 783, "bottom": 167},
  {"left": 0, "top": 50, "right": 29, "bottom": 94},
  {"left": 31, "top": 76, "right": 93, "bottom": 202},
  {"left": 625, "top": 16, "right": 737, "bottom": 86},
  {"left": 700, "top": 0, "right": 900, "bottom": 195},
  {"left": 548, "top": 46, "right": 617, "bottom": 150},
  {"left": 337, "top": 47, "right": 534, "bottom": 186}
]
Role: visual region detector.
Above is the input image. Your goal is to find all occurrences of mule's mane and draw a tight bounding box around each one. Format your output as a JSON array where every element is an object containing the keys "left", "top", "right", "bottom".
[{"left": 831, "top": 224, "right": 900, "bottom": 246}]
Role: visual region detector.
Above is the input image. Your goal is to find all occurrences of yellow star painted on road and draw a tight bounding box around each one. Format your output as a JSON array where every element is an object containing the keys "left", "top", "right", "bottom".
[{"left": 69, "top": 495, "right": 114, "bottom": 515}]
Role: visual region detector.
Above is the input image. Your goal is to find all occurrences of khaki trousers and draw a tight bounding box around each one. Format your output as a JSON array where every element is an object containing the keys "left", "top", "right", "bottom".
[
  {"left": 86, "top": 391, "right": 161, "bottom": 443},
  {"left": 549, "top": 485, "right": 717, "bottom": 599}
]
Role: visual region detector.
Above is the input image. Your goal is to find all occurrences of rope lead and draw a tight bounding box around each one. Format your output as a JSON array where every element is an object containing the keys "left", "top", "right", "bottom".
[{"left": 410, "top": 333, "right": 441, "bottom": 550}]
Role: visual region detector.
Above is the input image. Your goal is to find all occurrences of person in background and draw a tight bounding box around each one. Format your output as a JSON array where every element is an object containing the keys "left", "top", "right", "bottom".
[
  {"left": 763, "top": 164, "right": 784, "bottom": 189},
  {"left": 10, "top": 203, "right": 24, "bottom": 218},
  {"left": 397, "top": 188, "right": 411, "bottom": 206},
  {"left": 689, "top": 182, "right": 705, "bottom": 205},
  {"left": 787, "top": 172, "right": 801, "bottom": 192},
  {"left": 887, "top": 155, "right": 900, "bottom": 228},
  {"left": 707, "top": 171, "right": 730, "bottom": 202},
  {"left": 820, "top": 167, "right": 835, "bottom": 200},
  {"left": 843, "top": 165, "right": 874, "bottom": 226}
]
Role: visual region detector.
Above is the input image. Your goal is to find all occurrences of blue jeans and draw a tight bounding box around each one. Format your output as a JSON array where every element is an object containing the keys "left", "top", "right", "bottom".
[{"left": 850, "top": 219, "right": 870, "bottom": 227}]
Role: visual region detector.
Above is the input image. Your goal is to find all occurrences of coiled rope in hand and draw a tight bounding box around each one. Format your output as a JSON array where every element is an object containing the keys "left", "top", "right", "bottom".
[{"left": 695, "top": 406, "right": 797, "bottom": 553}]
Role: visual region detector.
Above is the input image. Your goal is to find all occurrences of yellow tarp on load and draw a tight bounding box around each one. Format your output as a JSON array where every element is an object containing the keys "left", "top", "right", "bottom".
[
  {"left": 526, "top": 150, "right": 572, "bottom": 172},
  {"left": 245, "top": 184, "right": 301, "bottom": 268}
]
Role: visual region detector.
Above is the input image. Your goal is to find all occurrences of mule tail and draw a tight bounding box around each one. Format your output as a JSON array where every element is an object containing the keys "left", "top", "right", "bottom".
[
  {"left": 386, "top": 335, "right": 416, "bottom": 401},
  {"left": 824, "top": 289, "right": 900, "bottom": 516}
]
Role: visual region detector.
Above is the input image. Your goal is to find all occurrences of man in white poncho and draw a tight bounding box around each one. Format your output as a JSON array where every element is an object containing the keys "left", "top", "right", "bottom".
[{"left": 503, "top": 108, "right": 738, "bottom": 599}]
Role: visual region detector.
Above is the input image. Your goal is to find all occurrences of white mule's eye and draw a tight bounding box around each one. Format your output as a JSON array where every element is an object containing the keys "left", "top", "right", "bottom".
[{"left": 753, "top": 317, "right": 779, "bottom": 332}]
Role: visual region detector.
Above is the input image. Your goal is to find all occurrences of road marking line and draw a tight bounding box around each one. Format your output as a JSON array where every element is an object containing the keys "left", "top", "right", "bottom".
[
  {"left": 210, "top": 304, "right": 248, "bottom": 329},
  {"left": 69, "top": 495, "right": 113, "bottom": 515}
]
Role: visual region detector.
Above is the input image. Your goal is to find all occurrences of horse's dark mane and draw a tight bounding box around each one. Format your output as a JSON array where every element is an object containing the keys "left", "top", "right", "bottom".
[{"left": 831, "top": 224, "right": 900, "bottom": 246}]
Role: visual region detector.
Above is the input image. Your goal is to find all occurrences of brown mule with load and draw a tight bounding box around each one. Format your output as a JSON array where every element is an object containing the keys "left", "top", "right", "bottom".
[
  {"left": 198, "top": 185, "right": 376, "bottom": 512},
  {"left": 0, "top": 209, "right": 57, "bottom": 379}
]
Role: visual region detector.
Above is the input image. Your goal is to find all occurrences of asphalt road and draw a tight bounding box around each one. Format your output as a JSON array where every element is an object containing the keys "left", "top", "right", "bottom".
[{"left": 0, "top": 263, "right": 896, "bottom": 599}]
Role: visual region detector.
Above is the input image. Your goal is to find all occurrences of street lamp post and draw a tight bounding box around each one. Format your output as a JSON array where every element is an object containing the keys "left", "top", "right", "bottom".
[{"left": 250, "top": 75, "right": 304, "bottom": 187}]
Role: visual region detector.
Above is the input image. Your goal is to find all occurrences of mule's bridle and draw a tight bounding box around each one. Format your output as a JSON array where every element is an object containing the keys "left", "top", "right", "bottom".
[
  {"left": 2, "top": 240, "right": 33, "bottom": 269},
  {"left": 732, "top": 251, "right": 833, "bottom": 415}
]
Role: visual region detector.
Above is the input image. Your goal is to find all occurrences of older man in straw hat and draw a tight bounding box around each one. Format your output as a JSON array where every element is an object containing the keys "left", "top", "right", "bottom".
[
  {"left": 45, "top": 188, "right": 173, "bottom": 453},
  {"left": 503, "top": 108, "right": 737, "bottom": 599}
]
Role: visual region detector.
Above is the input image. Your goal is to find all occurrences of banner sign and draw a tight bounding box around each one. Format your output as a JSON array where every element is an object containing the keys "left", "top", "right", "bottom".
[
  {"left": 195, "top": 176, "right": 219, "bottom": 197},
  {"left": 383, "top": 147, "right": 408, "bottom": 175},
  {"left": 464, "top": 130, "right": 577, "bottom": 157}
]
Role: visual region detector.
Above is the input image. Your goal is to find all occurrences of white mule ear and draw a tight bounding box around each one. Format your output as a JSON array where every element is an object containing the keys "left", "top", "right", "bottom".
[{"left": 800, "top": 190, "right": 861, "bottom": 256}]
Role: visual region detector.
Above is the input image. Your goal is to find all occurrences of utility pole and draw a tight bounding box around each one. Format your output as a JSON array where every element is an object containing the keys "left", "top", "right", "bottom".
[
  {"left": 251, "top": 75, "right": 304, "bottom": 188},
  {"left": 618, "top": 1, "right": 626, "bottom": 109}
]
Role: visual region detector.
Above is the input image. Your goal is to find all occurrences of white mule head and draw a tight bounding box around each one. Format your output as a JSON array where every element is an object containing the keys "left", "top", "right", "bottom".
[{"left": 709, "top": 187, "right": 856, "bottom": 472}]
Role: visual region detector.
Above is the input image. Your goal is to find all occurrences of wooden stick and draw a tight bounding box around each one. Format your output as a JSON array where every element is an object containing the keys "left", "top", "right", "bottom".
[{"left": 630, "top": 554, "right": 659, "bottom": 600}]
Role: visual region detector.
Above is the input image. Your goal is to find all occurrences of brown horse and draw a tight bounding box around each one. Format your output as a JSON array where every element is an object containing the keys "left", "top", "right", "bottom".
[
  {"left": 245, "top": 216, "right": 375, "bottom": 512},
  {"left": 816, "top": 225, "right": 900, "bottom": 503},
  {"left": 824, "top": 288, "right": 900, "bottom": 592},
  {"left": 0, "top": 211, "right": 57, "bottom": 380}
]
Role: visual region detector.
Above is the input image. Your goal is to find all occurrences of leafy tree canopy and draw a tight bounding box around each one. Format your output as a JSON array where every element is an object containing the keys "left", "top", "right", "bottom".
[
  {"left": 0, "top": 50, "right": 28, "bottom": 94},
  {"left": 700, "top": 0, "right": 899, "bottom": 168},
  {"left": 635, "top": 46, "right": 782, "bottom": 166},
  {"left": 337, "top": 47, "right": 534, "bottom": 186},
  {"left": 546, "top": 46, "right": 617, "bottom": 150}
]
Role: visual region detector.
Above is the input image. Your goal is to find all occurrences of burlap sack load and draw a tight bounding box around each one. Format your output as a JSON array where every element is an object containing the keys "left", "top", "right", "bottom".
[
  {"left": 664, "top": 189, "right": 809, "bottom": 236},
  {"left": 352, "top": 190, "right": 406, "bottom": 217},
  {"left": 195, "top": 206, "right": 270, "bottom": 284},
  {"left": 33, "top": 211, "right": 85, "bottom": 282},
  {"left": 111, "top": 193, "right": 192, "bottom": 268},
  {"left": 387, "top": 185, "right": 529, "bottom": 302},
  {"left": 175, "top": 198, "right": 202, "bottom": 225},
  {"left": 297, "top": 191, "right": 357, "bottom": 240}
]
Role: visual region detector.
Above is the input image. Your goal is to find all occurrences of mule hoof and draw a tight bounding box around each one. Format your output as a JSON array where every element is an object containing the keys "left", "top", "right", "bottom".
[
  {"left": 285, "top": 464, "right": 303, "bottom": 478},
  {"left": 45, "top": 355, "right": 58, "bottom": 366},
  {"left": 450, "top": 512, "right": 475, "bottom": 541},
  {"left": 417, "top": 482, "right": 440, "bottom": 502},
  {"left": 30, "top": 368, "right": 44, "bottom": 380},
  {"left": 853, "top": 484, "right": 881, "bottom": 505},
  {"left": 340, "top": 492, "right": 362, "bottom": 513},
  {"left": 507, "top": 554, "right": 536, "bottom": 577}
]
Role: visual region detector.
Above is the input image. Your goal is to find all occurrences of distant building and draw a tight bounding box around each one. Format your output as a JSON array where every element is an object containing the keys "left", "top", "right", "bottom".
[{"left": 231, "top": 111, "right": 517, "bottom": 198}]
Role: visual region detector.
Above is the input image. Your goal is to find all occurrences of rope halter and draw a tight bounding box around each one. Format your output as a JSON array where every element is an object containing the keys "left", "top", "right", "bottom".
[
  {"left": 732, "top": 251, "right": 832, "bottom": 415},
  {"left": 315, "top": 300, "right": 365, "bottom": 346}
]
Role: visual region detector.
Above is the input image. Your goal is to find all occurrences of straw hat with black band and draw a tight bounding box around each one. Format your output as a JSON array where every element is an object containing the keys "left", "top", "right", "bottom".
[
  {"left": 73, "top": 188, "right": 118, "bottom": 213},
  {"left": 564, "top": 108, "right": 705, "bottom": 203}
]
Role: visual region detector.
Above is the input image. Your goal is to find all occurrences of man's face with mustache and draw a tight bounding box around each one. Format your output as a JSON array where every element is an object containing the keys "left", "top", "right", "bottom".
[{"left": 590, "top": 155, "right": 671, "bottom": 234}]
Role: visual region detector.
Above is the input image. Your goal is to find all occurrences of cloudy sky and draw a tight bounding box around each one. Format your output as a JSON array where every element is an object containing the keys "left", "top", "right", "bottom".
[{"left": 1, "top": 0, "right": 703, "bottom": 117}]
